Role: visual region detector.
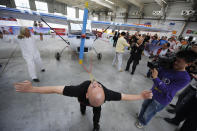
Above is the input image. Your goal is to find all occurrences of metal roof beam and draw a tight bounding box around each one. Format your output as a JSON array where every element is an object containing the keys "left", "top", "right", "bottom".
[
  {"left": 90, "top": 0, "right": 115, "bottom": 10},
  {"left": 126, "top": 0, "right": 143, "bottom": 9}
]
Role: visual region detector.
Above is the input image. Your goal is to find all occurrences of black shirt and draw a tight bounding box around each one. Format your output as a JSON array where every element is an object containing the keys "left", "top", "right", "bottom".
[{"left": 63, "top": 81, "right": 121, "bottom": 107}]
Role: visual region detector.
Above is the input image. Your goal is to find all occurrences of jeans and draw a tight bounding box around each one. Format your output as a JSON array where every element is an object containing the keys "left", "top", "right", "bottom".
[
  {"left": 112, "top": 52, "right": 123, "bottom": 71},
  {"left": 138, "top": 99, "right": 165, "bottom": 125}
]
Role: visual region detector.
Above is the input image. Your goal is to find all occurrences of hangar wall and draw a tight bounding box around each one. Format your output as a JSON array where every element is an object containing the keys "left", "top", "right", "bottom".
[{"left": 1, "top": 0, "right": 196, "bottom": 38}]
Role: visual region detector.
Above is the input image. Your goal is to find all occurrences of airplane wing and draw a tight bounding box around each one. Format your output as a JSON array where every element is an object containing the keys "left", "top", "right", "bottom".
[
  {"left": 0, "top": 6, "right": 68, "bottom": 25},
  {"left": 0, "top": 7, "right": 170, "bottom": 33},
  {"left": 91, "top": 21, "right": 171, "bottom": 32}
]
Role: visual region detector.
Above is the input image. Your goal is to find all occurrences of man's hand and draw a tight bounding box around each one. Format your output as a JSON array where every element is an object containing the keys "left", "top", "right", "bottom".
[
  {"left": 151, "top": 68, "right": 158, "bottom": 79},
  {"left": 14, "top": 80, "right": 33, "bottom": 92},
  {"left": 140, "top": 90, "right": 153, "bottom": 99}
]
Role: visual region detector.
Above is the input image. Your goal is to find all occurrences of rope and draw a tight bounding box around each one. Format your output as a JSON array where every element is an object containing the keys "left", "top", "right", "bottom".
[
  {"left": 74, "top": 51, "right": 95, "bottom": 82},
  {"left": 41, "top": 17, "right": 96, "bottom": 82}
]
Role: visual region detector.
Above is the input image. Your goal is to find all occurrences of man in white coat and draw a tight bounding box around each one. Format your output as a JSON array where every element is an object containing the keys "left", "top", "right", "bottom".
[{"left": 17, "top": 27, "right": 45, "bottom": 82}]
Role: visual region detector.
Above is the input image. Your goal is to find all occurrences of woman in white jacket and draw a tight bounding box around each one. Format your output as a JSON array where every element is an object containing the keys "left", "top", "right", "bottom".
[{"left": 17, "top": 27, "right": 45, "bottom": 82}]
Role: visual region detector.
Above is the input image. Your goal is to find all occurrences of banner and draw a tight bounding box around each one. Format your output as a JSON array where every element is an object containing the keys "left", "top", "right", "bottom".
[
  {"left": 52, "top": 28, "right": 66, "bottom": 35},
  {"left": 186, "top": 29, "right": 197, "bottom": 35},
  {"left": 0, "top": 26, "right": 66, "bottom": 35}
]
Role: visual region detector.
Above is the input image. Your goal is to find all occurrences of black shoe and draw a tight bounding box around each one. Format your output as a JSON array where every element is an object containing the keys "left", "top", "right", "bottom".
[
  {"left": 164, "top": 118, "right": 179, "bottom": 126},
  {"left": 169, "top": 104, "right": 176, "bottom": 108},
  {"left": 33, "top": 79, "right": 40, "bottom": 82},
  {"left": 93, "top": 124, "right": 100, "bottom": 131},
  {"left": 166, "top": 109, "right": 175, "bottom": 114},
  {"left": 125, "top": 69, "right": 129, "bottom": 71},
  {"left": 80, "top": 107, "right": 86, "bottom": 115},
  {"left": 131, "top": 72, "right": 134, "bottom": 75},
  {"left": 41, "top": 69, "right": 45, "bottom": 72},
  {"left": 80, "top": 110, "right": 86, "bottom": 115}
]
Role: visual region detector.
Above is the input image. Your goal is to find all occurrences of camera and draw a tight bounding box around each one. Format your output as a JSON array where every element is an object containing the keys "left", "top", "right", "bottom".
[
  {"left": 147, "top": 53, "right": 176, "bottom": 69},
  {"left": 186, "top": 61, "right": 197, "bottom": 74}
]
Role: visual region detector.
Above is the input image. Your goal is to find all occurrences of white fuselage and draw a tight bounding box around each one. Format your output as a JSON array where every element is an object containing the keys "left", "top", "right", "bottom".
[
  {"left": 67, "top": 21, "right": 95, "bottom": 53},
  {"left": 67, "top": 34, "right": 96, "bottom": 52}
]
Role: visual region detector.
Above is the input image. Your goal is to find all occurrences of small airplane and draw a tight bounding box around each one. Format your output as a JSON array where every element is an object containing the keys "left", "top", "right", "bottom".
[{"left": 0, "top": 6, "right": 171, "bottom": 61}]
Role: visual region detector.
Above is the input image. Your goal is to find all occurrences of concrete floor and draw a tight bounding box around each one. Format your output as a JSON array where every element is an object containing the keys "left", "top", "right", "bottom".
[{"left": 0, "top": 36, "right": 179, "bottom": 131}]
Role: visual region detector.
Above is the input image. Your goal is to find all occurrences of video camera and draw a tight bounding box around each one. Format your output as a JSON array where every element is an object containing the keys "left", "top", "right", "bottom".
[{"left": 147, "top": 53, "right": 176, "bottom": 69}]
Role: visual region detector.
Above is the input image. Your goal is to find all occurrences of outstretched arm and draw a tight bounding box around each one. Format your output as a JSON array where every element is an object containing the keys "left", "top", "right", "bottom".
[
  {"left": 121, "top": 90, "right": 152, "bottom": 101},
  {"left": 14, "top": 80, "right": 64, "bottom": 95}
]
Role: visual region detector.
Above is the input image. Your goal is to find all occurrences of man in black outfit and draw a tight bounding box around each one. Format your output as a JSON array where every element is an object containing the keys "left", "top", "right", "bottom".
[
  {"left": 125, "top": 34, "right": 146, "bottom": 75},
  {"left": 14, "top": 80, "right": 152, "bottom": 131},
  {"left": 164, "top": 91, "right": 197, "bottom": 131}
]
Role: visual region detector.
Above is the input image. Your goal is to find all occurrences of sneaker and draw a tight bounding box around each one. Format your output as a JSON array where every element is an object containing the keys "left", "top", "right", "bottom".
[
  {"left": 164, "top": 118, "right": 179, "bottom": 126},
  {"left": 131, "top": 72, "right": 134, "bottom": 75},
  {"left": 33, "top": 79, "right": 40, "bottom": 82},
  {"left": 41, "top": 69, "right": 45, "bottom": 72},
  {"left": 166, "top": 109, "right": 175, "bottom": 114},
  {"left": 119, "top": 69, "right": 123, "bottom": 72},
  {"left": 135, "top": 121, "right": 144, "bottom": 129}
]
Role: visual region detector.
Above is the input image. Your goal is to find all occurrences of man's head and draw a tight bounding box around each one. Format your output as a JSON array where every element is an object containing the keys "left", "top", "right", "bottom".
[
  {"left": 168, "top": 38, "right": 173, "bottom": 42},
  {"left": 162, "top": 42, "right": 170, "bottom": 50},
  {"left": 0, "top": 31, "right": 3, "bottom": 39},
  {"left": 120, "top": 32, "right": 126, "bottom": 37},
  {"left": 19, "top": 27, "right": 31, "bottom": 38},
  {"left": 86, "top": 81, "right": 105, "bottom": 107},
  {"left": 152, "top": 36, "right": 157, "bottom": 40},
  {"left": 173, "top": 50, "right": 197, "bottom": 71}
]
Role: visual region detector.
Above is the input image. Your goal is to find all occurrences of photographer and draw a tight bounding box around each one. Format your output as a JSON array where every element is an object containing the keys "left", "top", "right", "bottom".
[
  {"left": 125, "top": 34, "right": 147, "bottom": 75},
  {"left": 163, "top": 44, "right": 197, "bottom": 130},
  {"left": 135, "top": 50, "right": 197, "bottom": 129}
]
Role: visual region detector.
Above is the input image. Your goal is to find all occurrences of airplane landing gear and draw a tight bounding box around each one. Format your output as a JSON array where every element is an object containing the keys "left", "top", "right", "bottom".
[
  {"left": 97, "top": 53, "right": 102, "bottom": 60},
  {"left": 55, "top": 52, "right": 61, "bottom": 61}
]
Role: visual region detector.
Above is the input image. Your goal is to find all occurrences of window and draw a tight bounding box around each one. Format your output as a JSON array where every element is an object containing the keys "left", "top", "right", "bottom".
[
  {"left": 67, "top": 7, "right": 76, "bottom": 18},
  {"left": 14, "top": 0, "right": 30, "bottom": 10},
  {"left": 35, "top": 1, "right": 48, "bottom": 13},
  {"left": 79, "top": 9, "right": 84, "bottom": 20}
]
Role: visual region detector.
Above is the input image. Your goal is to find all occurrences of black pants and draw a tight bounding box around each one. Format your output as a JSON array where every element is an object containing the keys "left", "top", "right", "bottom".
[
  {"left": 125, "top": 55, "right": 139, "bottom": 73},
  {"left": 180, "top": 111, "right": 197, "bottom": 131},
  {"left": 175, "top": 85, "right": 196, "bottom": 112},
  {"left": 177, "top": 97, "right": 197, "bottom": 131},
  {"left": 80, "top": 104, "right": 101, "bottom": 128}
]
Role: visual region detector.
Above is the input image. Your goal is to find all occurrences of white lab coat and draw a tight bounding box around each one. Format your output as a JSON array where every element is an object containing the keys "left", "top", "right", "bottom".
[{"left": 15, "top": 36, "right": 44, "bottom": 79}]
